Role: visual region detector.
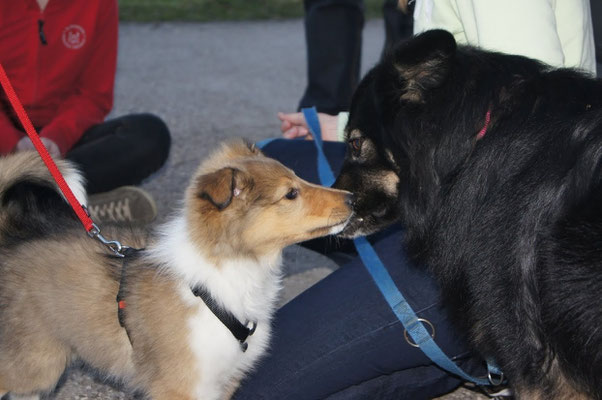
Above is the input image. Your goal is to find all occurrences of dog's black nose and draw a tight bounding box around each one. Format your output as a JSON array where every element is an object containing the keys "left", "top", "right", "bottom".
[{"left": 345, "top": 193, "right": 355, "bottom": 208}]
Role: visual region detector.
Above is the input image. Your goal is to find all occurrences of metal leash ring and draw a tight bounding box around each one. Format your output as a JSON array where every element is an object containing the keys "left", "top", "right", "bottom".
[
  {"left": 403, "top": 318, "right": 436, "bottom": 348},
  {"left": 487, "top": 369, "right": 506, "bottom": 386}
]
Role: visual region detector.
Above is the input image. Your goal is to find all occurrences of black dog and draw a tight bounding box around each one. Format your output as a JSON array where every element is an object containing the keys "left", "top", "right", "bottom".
[{"left": 334, "top": 30, "right": 601, "bottom": 399}]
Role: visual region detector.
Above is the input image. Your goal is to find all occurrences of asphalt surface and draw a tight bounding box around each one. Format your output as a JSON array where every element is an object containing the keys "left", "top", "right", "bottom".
[
  {"left": 36, "top": 19, "right": 484, "bottom": 400},
  {"left": 111, "top": 19, "right": 383, "bottom": 218}
]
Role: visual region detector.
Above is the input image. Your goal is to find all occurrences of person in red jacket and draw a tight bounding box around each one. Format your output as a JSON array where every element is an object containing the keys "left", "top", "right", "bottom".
[{"left": 0, "top": 0, "right": 171, "bottom": 224}]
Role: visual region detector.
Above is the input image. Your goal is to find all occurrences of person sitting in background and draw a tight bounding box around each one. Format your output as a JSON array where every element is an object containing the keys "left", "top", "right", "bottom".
[
  {"left": 234, "top": 1, "right": 597, "bottom": 398},
  {"left": 281, "top": 0, "right": 597, "bottom": 142},
  {"left": 0, "top": 0, "right": 171, "bottom": 224},
  {"left": 299, "top": 0, "right": 413, "bottom": 116}
]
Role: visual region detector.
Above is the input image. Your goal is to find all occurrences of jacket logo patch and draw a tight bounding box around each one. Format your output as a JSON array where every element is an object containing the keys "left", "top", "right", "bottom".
[{"left": 62, "top": 25, "right": 86, "bottom": 49}]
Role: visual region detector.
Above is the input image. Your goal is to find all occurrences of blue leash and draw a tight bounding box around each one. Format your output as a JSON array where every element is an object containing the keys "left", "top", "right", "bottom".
[{"left": 299, "top": 107, "right": 502, "bottom": 387}]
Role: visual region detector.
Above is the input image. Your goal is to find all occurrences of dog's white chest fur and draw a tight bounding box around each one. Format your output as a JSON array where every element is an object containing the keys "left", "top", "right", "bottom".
[
  {"left": 182, "top": 287, "right": 274, "bottom": 399},
  {"left": 150, "top": 216, "right": 282, "bottom": 399}
]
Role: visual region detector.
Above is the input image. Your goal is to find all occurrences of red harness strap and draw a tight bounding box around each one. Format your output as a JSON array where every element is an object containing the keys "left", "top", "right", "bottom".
[{"left": 0, "top": 63, "right": 95, "bottom": 232}]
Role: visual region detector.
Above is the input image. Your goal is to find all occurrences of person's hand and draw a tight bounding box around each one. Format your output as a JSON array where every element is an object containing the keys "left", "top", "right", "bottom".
[
  {"left": 278, "top": 112, "right": 339, "bottom": 141},
  {"left": 15, "top": 136, "right": 61, "bottom": 158}
]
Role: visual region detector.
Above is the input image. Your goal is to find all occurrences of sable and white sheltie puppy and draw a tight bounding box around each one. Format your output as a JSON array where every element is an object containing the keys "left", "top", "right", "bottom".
[{"left": 0, "top": 140, "right": 353, "bottom": 400}]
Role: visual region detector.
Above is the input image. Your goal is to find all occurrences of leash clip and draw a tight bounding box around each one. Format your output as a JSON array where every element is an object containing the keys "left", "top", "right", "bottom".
[{"left": 88, "top": 223, "right": 127, "bottom": 258}]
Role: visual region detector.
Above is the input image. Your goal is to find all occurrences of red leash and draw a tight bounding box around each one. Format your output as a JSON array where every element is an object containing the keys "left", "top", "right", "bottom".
[{"left": 0, "top": 63, "right": 126, "bottom": 256}]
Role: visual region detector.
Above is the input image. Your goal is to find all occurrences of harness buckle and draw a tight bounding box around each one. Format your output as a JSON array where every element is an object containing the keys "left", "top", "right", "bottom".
[
  {"left": 246, "top": 320, "right": 257, "bottom": 336},
  {"left": 88, "top": 223, "right": 127, "bottom": 257},
  {"left": 239, "top": 321, "right": 257, "bottom": 352}
]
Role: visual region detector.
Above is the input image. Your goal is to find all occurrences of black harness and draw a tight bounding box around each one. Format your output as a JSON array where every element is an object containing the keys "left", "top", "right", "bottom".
[
  {"left": 191, "top": 285, "right": 257, "bottom": 352},
  {"left": 116, "top": 249, "right": 256, "bottom": 352},
  {"left": 115, "top": 247, "right": 141, "bottom": 345}
]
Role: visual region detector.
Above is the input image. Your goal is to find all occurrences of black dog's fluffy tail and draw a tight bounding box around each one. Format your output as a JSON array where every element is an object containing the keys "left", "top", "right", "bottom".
[{"left": 0, "top": 152, "right": 87, "bottom": 244}]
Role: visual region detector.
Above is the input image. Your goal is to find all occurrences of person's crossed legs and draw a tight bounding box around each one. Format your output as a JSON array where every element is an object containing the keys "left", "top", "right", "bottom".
[{"left": 233, "top": 140, "right": 484, "bottom": 399}]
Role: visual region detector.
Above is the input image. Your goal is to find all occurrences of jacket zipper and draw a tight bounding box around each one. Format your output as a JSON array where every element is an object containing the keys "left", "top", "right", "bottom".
[
  {"left": 33, "top": 7, "right": 45, "bottom": 106},
  {"left": 38, "top": 19, "right": 47, "bottom": 45}
]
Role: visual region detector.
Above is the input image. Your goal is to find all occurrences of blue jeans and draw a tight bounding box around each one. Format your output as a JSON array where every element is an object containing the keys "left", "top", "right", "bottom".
[{"left": 233, "top": 140, "right": 484, "bottom": 399}]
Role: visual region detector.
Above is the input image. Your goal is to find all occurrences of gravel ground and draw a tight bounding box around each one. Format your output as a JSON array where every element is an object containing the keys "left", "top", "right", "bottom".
[{"left": 21, "top": 19, "right": 487, "bottom": 400}]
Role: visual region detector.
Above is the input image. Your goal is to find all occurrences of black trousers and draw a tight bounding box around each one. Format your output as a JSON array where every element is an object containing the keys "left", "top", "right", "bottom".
[
  {"left": 298, "top": 0, "right": 413, "bottom": 114},
  {"left": 65, "top": 113, "right": 171, "bottom": 194}
]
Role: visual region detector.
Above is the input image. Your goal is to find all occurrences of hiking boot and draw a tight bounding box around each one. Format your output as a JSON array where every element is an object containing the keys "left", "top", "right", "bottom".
[{"left": 86, "top": 186, "right": 157, "bottom": 225}]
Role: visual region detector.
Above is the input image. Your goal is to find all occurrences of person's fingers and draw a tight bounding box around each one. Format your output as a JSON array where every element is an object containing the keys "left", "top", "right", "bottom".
[
  {"left": 280, "top": 119, "right": 292, "bottom": 133},
  {"left": 282, "top": 126, "right": 297, "bottom": 138},
  {"left": 283, "top": 126, "right": 310, "bottom": 139},
  {"left": 15, "top": 137, "right": 35, "bottom": 152},
  {"left": 48, "top": 143, "right": 60, "bottom": 158},
  {"left": 14, "top": 136, "right": 61, "bottom": 157},
  {"left": 283, "top": 127, "right": 302, "bottom": 138},
  {"left": 39, "top": 137, "right": 60, "bottom": 158},
  {"left": 296, "top": 127, "right": 309, "bottom": 137},
  {"left": 278, "top": 112, "right": 306, "bottom": 127}
]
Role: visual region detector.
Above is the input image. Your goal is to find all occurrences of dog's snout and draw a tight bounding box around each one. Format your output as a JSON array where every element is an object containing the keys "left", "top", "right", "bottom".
[{"left": 345, "top": 193, "right": 355, "bottom": 208}]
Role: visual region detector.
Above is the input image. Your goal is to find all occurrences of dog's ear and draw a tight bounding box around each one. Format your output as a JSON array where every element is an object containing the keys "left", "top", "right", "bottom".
[
  {"left": 196, "top": 167, "right": 251, "bottom": 211},
  {"left": 242, "top": 140, "right": 262, "bottom": 156},
  {"left": 222, "top": 139, "right": 263, "bottom": 160},
  {"left": 391, "top": 29, "right": 456, "bottom": 103}
]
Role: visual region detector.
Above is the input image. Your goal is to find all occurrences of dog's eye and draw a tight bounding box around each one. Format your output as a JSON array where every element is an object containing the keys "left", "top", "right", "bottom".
[
  {"left": 285, "top": 188, "right": 298, "bottom": 200},
  {"left": 349, "top": 138, "right": 364, "bottom": 156}
]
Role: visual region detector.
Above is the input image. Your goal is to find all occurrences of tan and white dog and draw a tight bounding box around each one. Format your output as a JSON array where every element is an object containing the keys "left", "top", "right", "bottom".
[{"left": 0, "top": 140, "right": 353, "bottom": 400}]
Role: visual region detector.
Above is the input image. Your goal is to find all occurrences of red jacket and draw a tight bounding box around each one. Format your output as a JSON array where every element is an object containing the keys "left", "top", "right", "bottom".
[{"left": 0, "top": 0, "right": 118, "bottom": 155}]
